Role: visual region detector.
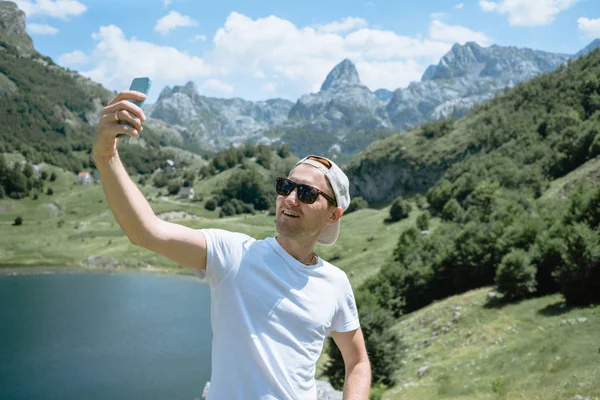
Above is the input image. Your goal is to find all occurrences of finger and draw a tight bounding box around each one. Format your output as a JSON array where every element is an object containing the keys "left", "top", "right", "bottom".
[
  {"left": 104, "top": 100, "right": 147, "bottom": 123},
  {"left": 116, "top": 110, "right": 143, "bottom": 131},
  {"left": 106, "top": 90, "right": 147, "bottom": 108},
  {"left": 108, "top": 123, "right": 139, "bottom": 139}
]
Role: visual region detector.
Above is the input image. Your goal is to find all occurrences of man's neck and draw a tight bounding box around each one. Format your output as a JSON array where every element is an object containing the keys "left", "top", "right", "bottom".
[{"left": 275, "top": 235, "right": 318, "bottom": 265}]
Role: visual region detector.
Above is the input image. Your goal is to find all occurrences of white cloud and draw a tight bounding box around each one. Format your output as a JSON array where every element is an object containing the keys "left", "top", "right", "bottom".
[
  {"left": 429, "top": 19, "right": 491, "bottom": 45},
  {"left": 192, "top": 34, "right": 207, "bottom": 42},
  {"left": 356, "top": 60, "right": 423, "bottom": 90},
  {"left": 430, "top": 12, "right": 448, "bottom": 20},
  {"left": 202, "top": 79, "right": 234, "bottom": 94},
  {"left": 454, "top": 3, "right": 464, "bottom": 9},
  {"left": 577, "top": 17, "right": 600, "bottom": 38},
  {"left": 28, "top": 23, "right": 59, "bottom": 35},
  {"left": 164, "top": 0, "right": 172, "bottom": 6},
  {"left": 253, "top": 70, "right": 266, "bottom": 79},
  {"left": 344, "top": 28, "right": 452, "bottom": 59},
  {"left": 57, "top": 49, "right": 87, "bottom": 65},
  {"left": 154, "top": 11, "right": 199, "bottom": 35},
  {"left": 13, "top": 0, "right": 86, "bottom": 19},
  {"left": 57, "top": 25, "right": 212, "bottom": 95},
  {"left": 479, "top": 0, "right": 579, "bottom": 26},
  {"left": 261, "top": 82, "right": 277, "bottom": 93},
  {"left": 316, "top": 17, "right": 368, "bottom": 33}
]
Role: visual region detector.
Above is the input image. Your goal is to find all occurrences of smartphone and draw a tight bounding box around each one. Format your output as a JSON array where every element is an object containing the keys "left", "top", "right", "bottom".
[{"left": 117, "top": 77, "right": 152, "bottom": 138}]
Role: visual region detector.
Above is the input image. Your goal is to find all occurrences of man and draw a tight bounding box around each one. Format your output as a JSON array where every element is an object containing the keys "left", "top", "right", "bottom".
[{"left": 92, "top": 90, "right": 371, "bottom": 399}]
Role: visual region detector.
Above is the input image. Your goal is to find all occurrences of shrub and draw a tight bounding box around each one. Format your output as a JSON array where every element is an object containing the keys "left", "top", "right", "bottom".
[
  {"left": 167, "top": 182, "right": 181, "bottom": 195},
  {"left": 346, "top": 196, "right": 368, "bottom": 214},
  {"left": 583, "top": 186, "right": 600, "bottom": 229},
  {"left": 495, "top": 249, "right": 537, "bottom": 300},
  {"left": 220, "top": 199, "right": 255, "bottom": 216},
  {"left": 389, "top": 197, "right": 411, "bottom": 222},
  {"left": 554, "top": 223, "right": 600, "bottom": 306},
  {"left": 415, "top": 195, "right": 428, "bottom": 210},
  {"left": 219, "top": 167, "right": 271, "bottom": 211},
  {"left": 530, "top": 230, "right": 564, "bottom": 295},
  {"left": 152, "top": 173, "right": 168, "bottom": 188},
  {"left": 13, "top": 216, "right": 23, "bottom": 226},
  {"left": 46, "top": 187, "right": 53, "bottom": 195},
  {"left": 204, "top": 198, "right": 217, "bottom": 211},
  {"left": 219, "top": 202, "right": 237, "bottom": 218},
  {"left": 441, "top": 198, "right": 463, "bottom": 222},
  {"left": 416, "top": 212, "right": 430, "bottom": 231},
  {"left": 426, "top": 179, "right": 453, "bottom": 212},
  {"left": 277, "top": 144, "right": 291, "bottom": 158}
]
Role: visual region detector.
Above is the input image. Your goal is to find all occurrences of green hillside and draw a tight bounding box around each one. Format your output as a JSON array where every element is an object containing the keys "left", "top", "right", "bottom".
[
  {"left": 385, "top": 288, "right": 600, "bottom": 399},
  {"left": 0, "top": 32, "right": 195, "bottom": 177}
]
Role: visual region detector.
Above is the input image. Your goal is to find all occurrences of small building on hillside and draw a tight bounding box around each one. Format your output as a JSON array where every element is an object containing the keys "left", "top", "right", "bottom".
[
  {"left": 77, "top": 171, "right": 91, "bottom": 184},
  {"left": 178, "top": 187, "right": 195, "bottom": 199},
  {"left": 166, "top": 159, "right": 176, "bottom": 173}
]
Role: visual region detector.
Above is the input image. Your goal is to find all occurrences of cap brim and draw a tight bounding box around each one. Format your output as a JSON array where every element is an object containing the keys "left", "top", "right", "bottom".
[{"left": 317, "top": 219, "right": 340, "bottom": 246}]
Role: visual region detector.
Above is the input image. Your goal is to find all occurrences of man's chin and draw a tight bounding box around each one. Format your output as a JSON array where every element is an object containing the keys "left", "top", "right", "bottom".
[{"left": 275, "top": 220, "right": 302, "bottom": 238}]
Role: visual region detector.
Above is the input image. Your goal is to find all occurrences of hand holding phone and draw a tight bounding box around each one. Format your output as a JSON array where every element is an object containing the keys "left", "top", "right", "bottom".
[{"left": 116, "top": 77, "right": 152, "bottom": 138}]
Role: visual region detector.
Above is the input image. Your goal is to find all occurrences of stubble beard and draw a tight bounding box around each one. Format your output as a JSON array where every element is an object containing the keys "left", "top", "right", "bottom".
[{"left": 275, "top": 216, "right": 304, "bottom": 239}]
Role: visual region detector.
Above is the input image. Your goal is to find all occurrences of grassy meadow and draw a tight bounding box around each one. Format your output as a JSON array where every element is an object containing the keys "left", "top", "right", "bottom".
[{"left": 384, "top": 289, "right": 600, "bottom": 400}]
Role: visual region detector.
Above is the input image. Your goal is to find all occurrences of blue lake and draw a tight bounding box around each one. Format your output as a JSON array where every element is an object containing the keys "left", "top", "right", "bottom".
[{"left": 0, "top": 272, "right": 212, "bottom": 400}]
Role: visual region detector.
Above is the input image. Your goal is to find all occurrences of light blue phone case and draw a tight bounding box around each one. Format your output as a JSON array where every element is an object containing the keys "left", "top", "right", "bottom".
[{"left": 117, "top": 77, "right": 152, "bottom": 138}]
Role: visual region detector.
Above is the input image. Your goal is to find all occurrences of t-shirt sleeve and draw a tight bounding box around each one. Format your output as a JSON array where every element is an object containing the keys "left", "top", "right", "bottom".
[
  {"left": 330, "top": 275, "right": 360, "bottom": 333},
  {"left": 196, "top": 228, "right": 251, "bottom": 287}
]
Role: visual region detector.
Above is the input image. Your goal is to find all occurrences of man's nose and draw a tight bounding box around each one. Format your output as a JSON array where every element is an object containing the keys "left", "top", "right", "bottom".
[{"left": 284, "top": 187, "right": 300, "bottom": 205}]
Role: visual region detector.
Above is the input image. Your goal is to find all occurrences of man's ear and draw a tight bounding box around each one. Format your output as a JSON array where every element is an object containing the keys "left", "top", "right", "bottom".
[{"left": 328, "top": 207, "right": 343, "bottom": 224}]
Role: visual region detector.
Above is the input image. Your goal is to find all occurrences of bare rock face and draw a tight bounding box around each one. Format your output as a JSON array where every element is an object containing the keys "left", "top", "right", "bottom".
[
  {"left": 0, "top": 1, "right": 35, "bottom": 53},
  {"left": 346, "top": 150, "right": 451, "bottom": 204},
  {"left": 320, "top": 59, "right": 361, "bottom": 91}
]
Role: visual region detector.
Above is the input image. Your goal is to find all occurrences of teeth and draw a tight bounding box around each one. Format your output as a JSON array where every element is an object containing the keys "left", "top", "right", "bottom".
[{"left": 284, "top": 211, "right": 299, "bottom": 217}]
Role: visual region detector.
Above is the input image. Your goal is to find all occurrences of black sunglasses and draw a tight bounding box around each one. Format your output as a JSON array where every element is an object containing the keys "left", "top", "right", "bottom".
[{"left": 276, "top": 177, "right": 337, "bottom": 206}]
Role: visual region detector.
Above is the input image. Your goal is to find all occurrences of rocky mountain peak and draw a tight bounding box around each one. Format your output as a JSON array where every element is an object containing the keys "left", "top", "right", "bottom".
[
  {"left": 422, "top": 41, "right": 486, "bottom": 81},
  {"left": 574, "top": 38, "right": 600, "bottom": 58},
  {"left": 156, "top": 81, "right": 199, "bottom": 103},
  {"left": 180, "top": 81, "right": 199, "bottom": 98},
  {"left": 320, "top": 59, "right": 361, "bottom": 91},
  {"left": 0, "top": 1, "right": 34, "bottom": 52}
]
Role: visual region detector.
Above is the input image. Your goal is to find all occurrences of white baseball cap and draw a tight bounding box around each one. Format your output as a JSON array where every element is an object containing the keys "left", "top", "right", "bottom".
[{"left": 293, "top": 155, "right": 350, "bottom": 246}]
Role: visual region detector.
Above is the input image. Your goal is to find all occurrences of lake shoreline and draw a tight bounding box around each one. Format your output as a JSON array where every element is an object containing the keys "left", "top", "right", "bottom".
[{"left": 0, "top": 263, "right": 196, "bottom": 277}]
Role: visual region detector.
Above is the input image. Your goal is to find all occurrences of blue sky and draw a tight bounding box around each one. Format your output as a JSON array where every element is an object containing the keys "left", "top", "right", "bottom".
[{"left": 16, "top": 0, "right": 600, "bottom": 103}]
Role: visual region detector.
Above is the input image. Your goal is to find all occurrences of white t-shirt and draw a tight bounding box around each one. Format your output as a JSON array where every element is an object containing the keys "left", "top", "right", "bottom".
[{"left": 197, "top": 228, "right": 360, "bottom": 400}]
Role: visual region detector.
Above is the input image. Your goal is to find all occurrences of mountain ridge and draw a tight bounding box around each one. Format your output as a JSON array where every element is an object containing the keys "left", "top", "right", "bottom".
[{"left": 148, "top": 39, "right": 599, "bottom": 156}]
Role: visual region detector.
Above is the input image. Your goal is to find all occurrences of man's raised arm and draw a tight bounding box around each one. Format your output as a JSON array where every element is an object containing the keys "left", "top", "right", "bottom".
[{"left": 92, "top": 90, "right": 207, "bottom": 271}]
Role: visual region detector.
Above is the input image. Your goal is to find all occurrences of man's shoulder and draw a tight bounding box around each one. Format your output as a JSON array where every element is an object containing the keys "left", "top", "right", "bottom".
[
  {"left": 201, "top": 228, "right": 256, "bottom": 243},
  {"left": 320, "top": 258, "right": 351, "bottom": 284}
]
